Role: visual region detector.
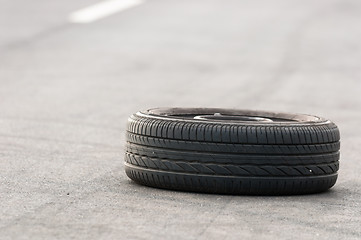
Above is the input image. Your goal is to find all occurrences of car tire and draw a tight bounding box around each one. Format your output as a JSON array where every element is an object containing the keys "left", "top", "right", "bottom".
[{"left": 124, "top": 108, "right": 340, "bottom": 195}]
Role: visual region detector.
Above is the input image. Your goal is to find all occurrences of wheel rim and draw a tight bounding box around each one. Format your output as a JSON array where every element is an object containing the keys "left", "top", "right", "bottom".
[
  {"left": 142, "top": 108, "right": 325, "bottom": 124},
  {"left": 193, "top": 113, "right": 274, "bottom": 122}
]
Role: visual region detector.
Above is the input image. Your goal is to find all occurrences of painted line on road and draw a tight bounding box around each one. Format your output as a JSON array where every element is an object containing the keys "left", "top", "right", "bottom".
[{"left": 69, "top": 0, "right": 144, "bottom": 24}]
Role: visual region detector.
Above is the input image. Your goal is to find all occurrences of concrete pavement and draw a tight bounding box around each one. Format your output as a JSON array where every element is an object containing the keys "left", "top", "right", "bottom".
[{"left": 0, "top": 0, "right": 361, "bottom": 239}]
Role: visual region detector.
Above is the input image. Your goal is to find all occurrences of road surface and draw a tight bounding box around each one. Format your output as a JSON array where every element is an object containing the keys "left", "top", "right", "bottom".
[{"left": 1, "top": 0, "right": 361, "bottom": 239}]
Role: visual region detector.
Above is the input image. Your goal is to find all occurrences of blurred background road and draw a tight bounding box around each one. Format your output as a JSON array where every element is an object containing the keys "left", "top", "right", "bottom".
[{"left": 1, "top": 0, "right": 361, "bottom": 239}]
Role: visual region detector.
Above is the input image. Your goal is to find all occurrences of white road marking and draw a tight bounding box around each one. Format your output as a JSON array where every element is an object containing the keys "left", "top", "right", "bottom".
[{"left": 69, "top": 0, "right": 144, "bottom": 24}]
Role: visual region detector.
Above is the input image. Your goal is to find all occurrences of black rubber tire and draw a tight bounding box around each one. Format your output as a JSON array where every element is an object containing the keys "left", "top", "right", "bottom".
[{"left": 124, "top": 108, "right": 340, "bottom": 195}]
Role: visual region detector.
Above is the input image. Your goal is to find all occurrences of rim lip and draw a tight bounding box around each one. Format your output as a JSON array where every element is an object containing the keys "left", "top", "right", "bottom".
[
  {"left": 193, "top": 114, "right": 275, "bottom": 122},
  {"left": 137, "top": 108, "right": 329, "bottom": 126}
]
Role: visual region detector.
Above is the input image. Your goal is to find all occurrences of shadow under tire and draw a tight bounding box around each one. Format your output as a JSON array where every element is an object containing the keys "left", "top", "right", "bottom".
[{"left": 124, "top": 108, "right": 340, "bottom": 195}]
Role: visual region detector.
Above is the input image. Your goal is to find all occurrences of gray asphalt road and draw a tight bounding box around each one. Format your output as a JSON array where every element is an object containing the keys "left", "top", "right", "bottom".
[{"left": 1, "top": 0, "right": 361, "bottom": 239}]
